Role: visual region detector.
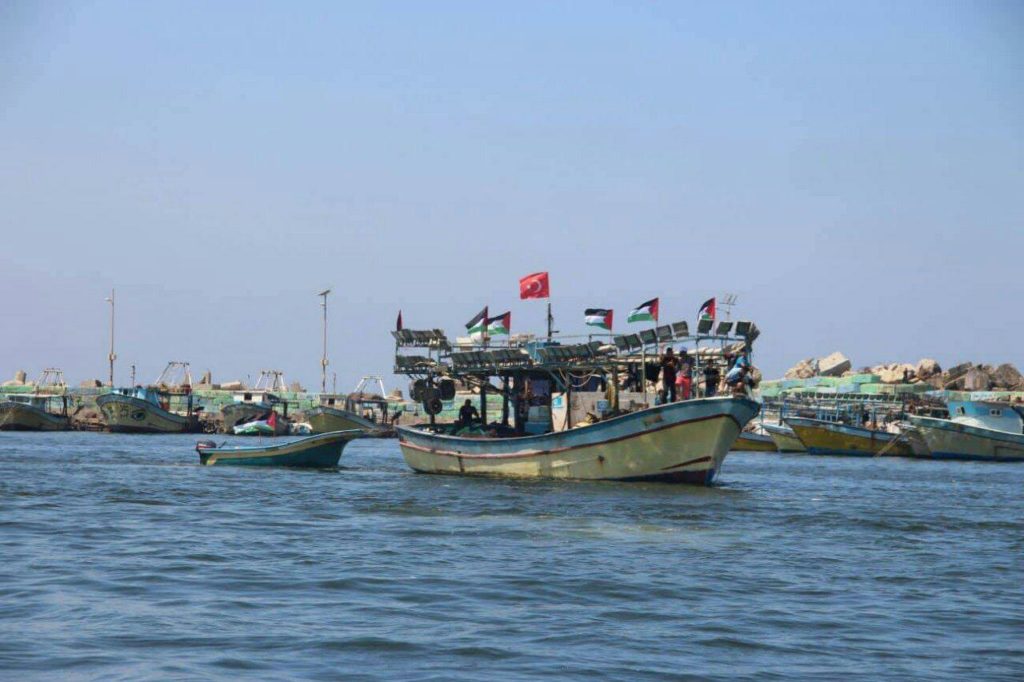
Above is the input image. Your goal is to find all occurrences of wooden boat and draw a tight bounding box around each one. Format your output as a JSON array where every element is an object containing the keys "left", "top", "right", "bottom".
[
  {"left": 0, "top": 369, "right": 71, "bottom": 431},
  {"left": 98, "top": 387, "right": 200, "bottom": 433},
  {"left": 785, "top": 416, "right": 912, "bottom": 457},
  {"left": 907, "top": 401, "right": 1024, "bottom": 461},
  {"left": 761, "top": 423, "right": 806, "bottom": 452},
  {"left": 305, "top": 390, "right": 391, "bottom": 435},
  {"left": 220, "top": 386, "right": 290, "bottom": 434},
  {"left": 398, "top": 396, "right": 760, "bottom": 484},
  {"left": 0, "top": 394, "right": 70, "bottom": 431},
  {"left": 195, "top": 430, "right": 361, "bottom": 467},
  {"left": 732, "top": 429, "right": 777, "bottom": 452}
]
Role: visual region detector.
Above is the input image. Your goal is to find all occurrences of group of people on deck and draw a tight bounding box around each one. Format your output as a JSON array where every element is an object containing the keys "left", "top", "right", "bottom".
[{"left": 658, "top": 347, "right": 754, "bottom": 403}]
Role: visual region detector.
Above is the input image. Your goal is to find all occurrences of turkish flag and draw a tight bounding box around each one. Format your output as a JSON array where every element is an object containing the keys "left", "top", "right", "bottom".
[{"left": 519, "top": 272, "right": 550, "bottom": 299}]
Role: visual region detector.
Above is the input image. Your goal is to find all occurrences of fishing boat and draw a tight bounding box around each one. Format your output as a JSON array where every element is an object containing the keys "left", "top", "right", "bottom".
[
  {"left": 785, "top": 416, "right": 912, "bottom": 457},
  {"left": 220, "top": 371, "right": 291, "bottom": 434},
  {"left": 305, "top": 377, "right": 395, "bottom": 435},
  {"left": 0, "top": 369, "right": 70, "bottom": 431},
  {"left": 392, "top": 313, "right": 763, "bottom": 485},
  {"left": 97, "top": 362, "right": 200, "bottom": 433},
  {"left": 732, "top": 429, "right": 777, "bottom": 452},
  {"left": 907, "top": 401, "right": 1024, "bottom": 461},
  {"left": 761, "top": 423, "right": 806, "bottom": 453},
  {"left": 195, "top": 430, "right": 362, "bottom": 467}
]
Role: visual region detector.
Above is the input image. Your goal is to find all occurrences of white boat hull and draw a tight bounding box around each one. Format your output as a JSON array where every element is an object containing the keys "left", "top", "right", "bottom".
[
  {"left": 908, "top": 415, "right": 1024, "bottom": 462},
  {"left": 398, "top": 397, "right": 760, "bottom": 485}
]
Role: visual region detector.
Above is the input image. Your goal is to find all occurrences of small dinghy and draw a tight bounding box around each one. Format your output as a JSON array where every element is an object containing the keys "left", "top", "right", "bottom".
[{"left": 195, "top": 430, "right": 362, "bottom": 468}]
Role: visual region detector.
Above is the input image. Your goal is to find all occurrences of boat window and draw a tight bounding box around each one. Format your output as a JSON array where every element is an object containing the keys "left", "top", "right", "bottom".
[
  {"left": 990, "top": 409, "right": 1002, "bottom": 417},
  {"left": 956, "top": 406, "right": 966, "bottom": 415},
  {"left": 244, "top": 392, "right": 252, "bottom": 401}
]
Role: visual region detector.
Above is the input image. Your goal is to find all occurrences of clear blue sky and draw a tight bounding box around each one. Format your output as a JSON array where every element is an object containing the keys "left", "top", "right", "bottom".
[{"left": 1, "top": 1, "right": 1021, "bottom": 389}]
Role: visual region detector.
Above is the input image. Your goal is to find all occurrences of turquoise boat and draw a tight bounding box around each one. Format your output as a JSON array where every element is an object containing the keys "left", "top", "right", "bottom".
[{"left": 195, "top": 430, "right": 362, "bottom": 467}]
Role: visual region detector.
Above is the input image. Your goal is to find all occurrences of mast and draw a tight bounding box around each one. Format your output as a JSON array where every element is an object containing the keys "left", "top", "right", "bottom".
[
  {"left": 105, "top": 289, "right": 116, "bottom": 387},
  {"left": 318, "top": 289, "right": 331, "bottom": 393}
]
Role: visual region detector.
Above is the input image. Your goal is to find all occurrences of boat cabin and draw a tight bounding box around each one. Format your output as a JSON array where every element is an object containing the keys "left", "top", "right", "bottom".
[{"left": 948, "top": 400, "right": 1024, "bottom": 434}]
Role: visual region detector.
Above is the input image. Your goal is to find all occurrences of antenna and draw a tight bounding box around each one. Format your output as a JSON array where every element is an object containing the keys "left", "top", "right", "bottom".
[
  {"left": 720, "top": 293, "right": 738, "bottom": 321},
  {"left": 318, "top": 289, "right": 331, "bottom": 393}
]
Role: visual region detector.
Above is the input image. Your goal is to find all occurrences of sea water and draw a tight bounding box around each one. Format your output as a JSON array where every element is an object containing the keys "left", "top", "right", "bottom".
[{"left": 0, "top": 433, "right": 1021, "bottom": 680}]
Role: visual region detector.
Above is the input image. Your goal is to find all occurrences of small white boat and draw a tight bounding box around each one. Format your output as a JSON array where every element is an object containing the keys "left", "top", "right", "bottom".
[{"left": 908, "top": 401, "right": 1024, "bottom": 462}]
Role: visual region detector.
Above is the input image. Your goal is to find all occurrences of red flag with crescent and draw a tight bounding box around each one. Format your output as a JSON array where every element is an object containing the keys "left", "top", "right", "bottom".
[{"left": 519, "top": 272, "right": 550, "bottom": 299}]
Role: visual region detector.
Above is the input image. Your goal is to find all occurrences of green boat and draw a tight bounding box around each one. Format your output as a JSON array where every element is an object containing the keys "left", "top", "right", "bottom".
[{"left": 195, "top": 430, "right": 362, "bottom": 467}]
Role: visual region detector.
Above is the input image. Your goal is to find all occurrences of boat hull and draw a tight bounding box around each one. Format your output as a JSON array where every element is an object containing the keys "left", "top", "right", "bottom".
[
  {"left": 197, "top": 430, "right": 360, "bottom": 467},
  {"left": 761, "top": 424, "right": 806, "bottom": 453},
  {"left": 0, "top": 402, "right": 68, "bottom": 431},
  {"left": 786, "top": 417, "right": 912, "bottom": 457},
  {"left": 397, "top": 397, "right": 760, "bottom": 485},
  {"left": 908, "top": 415, "right": 1024, "bottom": 462},
  {"left": 733, "top": 431, "right": 777, "bottom": 452},
  {"left": 97, "top": 393, "right": 199, "bottom": 434},
  {"left": 305, "top": 406, "right": 386, "bottom": 435}
]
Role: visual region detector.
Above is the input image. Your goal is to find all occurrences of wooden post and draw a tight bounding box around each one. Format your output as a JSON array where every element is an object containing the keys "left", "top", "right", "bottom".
[
  {"left": 479, "top": 376, "right": 487, "bottom": 427},
  {"left": 502, "top": 374, "right": 510, "bottom": 426}
]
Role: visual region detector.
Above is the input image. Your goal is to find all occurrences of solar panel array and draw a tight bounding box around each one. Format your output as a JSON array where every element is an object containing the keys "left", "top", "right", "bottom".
[
  {"left": 451, "top": 348, "right": 533, "bottom": 371},
  {"left": 394, "top": 355, "right": 438, "bottom": 371},
  {"left": 607, "top": 318, "right": 758, "bottom": 352},
  {"left": 391, "top": 329, "right": 451, "bottom": 349}
]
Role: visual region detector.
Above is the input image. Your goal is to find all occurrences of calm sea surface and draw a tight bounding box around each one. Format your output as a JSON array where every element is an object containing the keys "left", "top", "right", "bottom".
[{"left": 0, "top": 432, "right": 1021, "bottom": 681}]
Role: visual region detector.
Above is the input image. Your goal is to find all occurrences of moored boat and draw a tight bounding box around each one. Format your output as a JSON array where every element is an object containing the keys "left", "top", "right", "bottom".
[
  {"left": 786, "top": 416, "right": 912, "bottom": 457},
  {"left": 195, "top": 430, "right": 361, "bottom": 467},
  {"left": 97, "top": 362, "right": 200, "bottom": 434},
  {"left": 0, "top": 369, "right": 71, "bottom": 431},
  {"left": 907, "top": 401, "right": 1024, "bottom": 462},
  {"left": 398, "top": 396, "right": 760, "bottom": 484},
  {"left": 732, "top": 429, "right": 777, "bottom": 452},
  {"left": 761, "top": 423, "right": 806, "bottom": 453},
  {"left": 0, "top": 394, "right": 70, "bottom": 431}
]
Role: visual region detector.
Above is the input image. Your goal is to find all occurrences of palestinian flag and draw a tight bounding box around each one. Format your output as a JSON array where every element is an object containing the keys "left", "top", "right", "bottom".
[
  {"left": 466, "top": 306, "right": 488, "bottom": 337},
  {"left": 698, "top": 297, "right": 716, "bottom": 321},
  {"left": 486, "top": 311, "right": 511, "bottom": 335},
  {"left": 584, "top": 308, "right": 613, "bottom": 331},
  {"left": 627, "top": 298, "right": 658, "bottom": 323}
]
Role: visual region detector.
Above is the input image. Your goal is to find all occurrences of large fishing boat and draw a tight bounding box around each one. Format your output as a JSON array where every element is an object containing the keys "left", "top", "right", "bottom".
[
  {"left": 97, "top": 362, "right": 201, "bottom": 433},
  {"left": 392, "top": 314, "right": 762, "bottom": 485},
  {"left": 786, "top": 416, "right": 912, "bottom": 457},
  {"left": 0, "top": 369, "right": 70, "bottom": 431},
  {"left": 908, "top": 400, "right": 1024, "bottom": 461}
]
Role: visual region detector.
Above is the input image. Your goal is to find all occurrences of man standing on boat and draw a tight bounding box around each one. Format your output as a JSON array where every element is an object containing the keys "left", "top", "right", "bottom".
[{"left": 660, "top": 347, "right": 679, "bottom": 403}]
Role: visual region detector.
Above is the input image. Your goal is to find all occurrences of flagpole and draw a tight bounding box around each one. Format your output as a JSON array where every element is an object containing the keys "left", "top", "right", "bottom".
[{"left": 547, "top": 301, "right": 553, "bottom": 342}]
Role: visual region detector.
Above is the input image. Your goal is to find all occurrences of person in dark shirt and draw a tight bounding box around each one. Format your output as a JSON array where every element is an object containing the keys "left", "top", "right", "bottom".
[
  {"left": 457, "top": 399, "right": 480, "bottom": 430},
  {"left": 704, "top": 363, "right": 721, "bottom": 397},
  {"left": 660, "top": 348, "right": 679, "bottom": 402}
]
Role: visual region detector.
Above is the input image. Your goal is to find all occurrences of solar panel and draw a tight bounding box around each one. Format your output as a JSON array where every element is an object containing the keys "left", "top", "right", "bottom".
[
  {"left": 613, "top": 336, "right": 628, "bottom": 351},
  {"left": 716, "top": 321, "right": 734, "bottom": 336},
  {"left": 588, "top": 340, "right": 603, "bottom": 354},
  {"left": 734, "top": 320, "right": 752, "bottom": 337},
  {"left": 671, "top": 321, "right": 689, "bottom": 338},
  {"left": 656, "top": 325, "right": 673, "bottom": 342},
  {"left": 697, "top": 318, "right": 714, "bottom": 334},
  {"left": 639, "top": 329, "right": 657, "bottom": 345},
  {"left": 625, "top": 334, "right": 642, "bottom": 349}
]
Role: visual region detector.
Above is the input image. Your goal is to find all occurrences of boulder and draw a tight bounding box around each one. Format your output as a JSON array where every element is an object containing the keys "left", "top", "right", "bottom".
[
  {"left": 991, "top": 363, "right": 1024, "bottom": 390},
  {"left": 872, "top": 363, "right": 917, "bottom": 384},
  {"left": 78, "top": 379, "right": 103, "bottom": 388},
  {"left": 915, "top": 358, "right": 941, "bottom": 380},
  {"left": 219, "top": 380, "right": 245, "bottom": 391},
  {"left": 962, "top": 367, "right": 992, "bottom": 391},
  {"left": 14, "top": 370, "right": 26, "bottom": 384},
  {"left": 818, "top": 352, "right": 851, "bottom": 377},
  {"left": 784, "top": 358, "right": 817, "bottom": 380}
]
